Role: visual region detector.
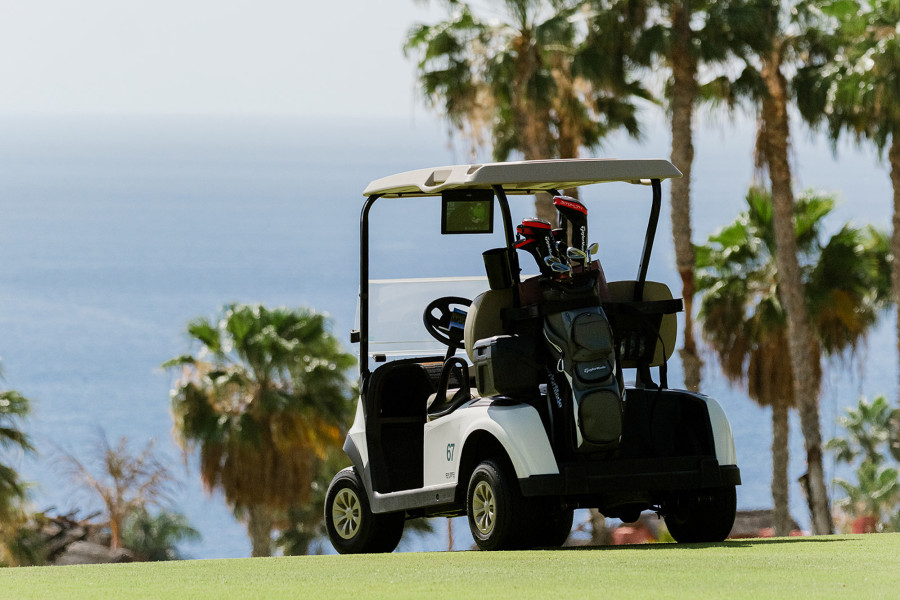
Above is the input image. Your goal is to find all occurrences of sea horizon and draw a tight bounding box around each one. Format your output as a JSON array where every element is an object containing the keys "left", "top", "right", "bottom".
[{"left": 0, "top": 113, "right": 896, "bottom": 558}]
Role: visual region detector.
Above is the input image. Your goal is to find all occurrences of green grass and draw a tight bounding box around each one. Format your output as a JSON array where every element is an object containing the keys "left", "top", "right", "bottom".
[{"left": 2, "top": 535, "right": 899, "bottom": 599}]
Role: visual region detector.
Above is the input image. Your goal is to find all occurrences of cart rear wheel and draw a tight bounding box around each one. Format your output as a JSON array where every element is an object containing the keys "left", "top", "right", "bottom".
[
  {"left": 664, "top": 485, "right": 736, "bottom": 543},
  {"left": 526, "top": 504, "right": 573, "bottom": 548},
  {"left": 325, "top": 468, "right": 404, "bottom": 554}
]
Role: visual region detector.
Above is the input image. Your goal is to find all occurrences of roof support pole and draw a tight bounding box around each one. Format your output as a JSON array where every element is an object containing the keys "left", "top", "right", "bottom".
[
  {"left": 359, "top": 193, "right": 382, "bottom": 383},
  {"left": 635, "top": 179, "right": 662, "bottom": 301},
  {"left": 492, "top": 185, "right": 522, "bottom": 302}
]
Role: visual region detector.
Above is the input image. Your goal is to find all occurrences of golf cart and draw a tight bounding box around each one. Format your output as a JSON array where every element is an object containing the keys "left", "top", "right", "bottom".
[{"left": 325, "top": 158, "right": 740, "bottom": 553}]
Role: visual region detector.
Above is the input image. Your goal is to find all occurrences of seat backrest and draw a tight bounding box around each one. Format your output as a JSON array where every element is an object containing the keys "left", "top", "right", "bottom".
[
  {"left": 367, "top": 360, "right": 434, "bottom": 418},
  {"left": 463, "top": 287, "right": 515, "bottom": 362},
  {"left": 605, "top": 280, "right": 678, "bottom": 368}
]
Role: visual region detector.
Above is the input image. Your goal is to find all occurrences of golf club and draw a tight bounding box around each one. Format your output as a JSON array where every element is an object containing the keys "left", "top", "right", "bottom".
[
  {"left": 515, "top": 237, "right": 553, "bottom": 276},
  {"left": 519, "top": 218, "right": 558, "bottom": 265},
  {"left": 567, "top": 242, "right": 600, "bottom": 267},
  {"left": 566, "top": 247, "right": 588, "bottom": 264},
  {"left": 553, "top": 195, "right": 588, "bottom": 266},
  {"left": 544, "top": 255, "right": 573, "bottom": 278}
]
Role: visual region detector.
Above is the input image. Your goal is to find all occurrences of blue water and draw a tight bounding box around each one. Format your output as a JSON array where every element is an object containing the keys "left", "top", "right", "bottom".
[{"left": 0, "top": 114, "right": 895, "bottom": 558}]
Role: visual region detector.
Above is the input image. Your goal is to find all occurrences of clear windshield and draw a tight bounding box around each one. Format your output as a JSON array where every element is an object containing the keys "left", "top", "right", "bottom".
[{"left": 357, "top": 276, "right": 490, "bottom": 367}]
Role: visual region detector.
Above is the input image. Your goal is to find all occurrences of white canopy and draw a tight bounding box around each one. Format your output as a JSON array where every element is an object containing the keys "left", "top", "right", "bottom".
[{"left": 363, "top": 158, "right": 682, "bottom": 198}]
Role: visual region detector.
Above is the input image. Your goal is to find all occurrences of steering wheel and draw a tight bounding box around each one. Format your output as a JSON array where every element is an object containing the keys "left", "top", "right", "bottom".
[{"left": 423, "top": 296, "right": 472, "bottom": 349}]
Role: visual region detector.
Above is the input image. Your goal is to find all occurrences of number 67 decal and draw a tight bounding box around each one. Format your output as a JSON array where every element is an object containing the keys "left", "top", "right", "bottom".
[{"left": 446, "top": 443, "right": 456, "bottom": 461}]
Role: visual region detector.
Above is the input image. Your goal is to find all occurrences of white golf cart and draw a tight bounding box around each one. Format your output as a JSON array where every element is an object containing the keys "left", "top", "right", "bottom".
[{"left": 325, "top": 159, "right": 740, "bottom": 553}]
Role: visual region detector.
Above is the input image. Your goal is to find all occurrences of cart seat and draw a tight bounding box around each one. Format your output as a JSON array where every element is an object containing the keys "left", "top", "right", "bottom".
[
  {"left": 463, "top": 287, "right": 516, "bottom": 362},
  {"left": 426, "top": 386, "right": 478, "bottom": 421},
  {"left": 604, "top": 280, "right": 679, "bottom": 368},
  {"left": 425, "top": 356, "right": 477, "bottom": 421}
]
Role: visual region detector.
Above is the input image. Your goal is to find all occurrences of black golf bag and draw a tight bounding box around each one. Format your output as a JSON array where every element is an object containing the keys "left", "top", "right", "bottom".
[{"left": 541, "top": 274, "right": 623, "bottom": 452}]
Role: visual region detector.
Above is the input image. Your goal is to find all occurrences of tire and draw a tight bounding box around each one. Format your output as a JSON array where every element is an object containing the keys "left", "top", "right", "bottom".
[
  {"left": 664, "top": 485, "right": 737, "bottom": 543},
  {"left": 467, "top": 459, "right": 530, "bottom": 551},
  {"left": 526, "top": 504, "right": 574, "bottom": 548},
  {"left": 325, "top": 467, "right": 405, "bottom": 554}
]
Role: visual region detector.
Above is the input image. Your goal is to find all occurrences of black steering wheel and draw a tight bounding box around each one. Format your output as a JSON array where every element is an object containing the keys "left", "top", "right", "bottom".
[{"left": 423, "top": 296, "right": 472, "bottom": 349}]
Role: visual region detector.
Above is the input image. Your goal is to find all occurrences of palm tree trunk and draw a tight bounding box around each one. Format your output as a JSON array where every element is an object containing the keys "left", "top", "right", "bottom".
[
  {"left": 531, "top": 191, "right": 557, "bottom": 226},
  {"left": 760, "top": 50, "right": 832, "bottom": 535},
  {"left": 511, "top": 35, "right": 556, "bottom": 223},
  {"left": 553, "top": 54, "right": 581, "bottom": 164},
  {"left": 669, "top": 0, "right": 702, "bottom": 392},
  {"left": 447, "top": 518, "right": 454, "bottom": 551},
  {"left": 771, "top": 401, "right": 792, "bottom": 536},
  {"left": 890, "top": 134, "right": 900, "bottom": 407},
  {"left": 247, "top": 505, "right": 274, "bottom": 557},
  {"left": 555, "top": 62, "right": 583, "bottom": 220}
]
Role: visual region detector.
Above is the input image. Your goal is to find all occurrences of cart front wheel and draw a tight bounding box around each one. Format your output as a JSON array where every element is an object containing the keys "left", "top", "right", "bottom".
[{"left": 325, "top": 468, "right": 404, "bottom": 554}]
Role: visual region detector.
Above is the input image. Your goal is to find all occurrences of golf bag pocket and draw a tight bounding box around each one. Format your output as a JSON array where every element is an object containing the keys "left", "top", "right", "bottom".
[
  {"left": 579, "top": 389, "right": 624, "bottom": 445},
  {"left": 544, "top": 307, "right": 622, "bottom": 450}
]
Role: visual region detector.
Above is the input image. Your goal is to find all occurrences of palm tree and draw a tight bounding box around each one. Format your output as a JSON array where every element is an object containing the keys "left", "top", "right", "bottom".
[
  {"left": 827, "top": 396, "right": 900, "bottom": 532},
  {"left": 0, "top": 512, "right": 46, "bottom": 567},
  {"left": 122, "top": 508, "right": 201, "bottom": 561},
  {"left": 795, "top": 0, "right": 900, "bottom": 410},
  {"left": 833, "top": 461, "right": 900, "bottom": 532},
  {"left": 696, "top": 187, "right": 889, "bottom": 536},
  {"left": 739, "top": 0, "right": 836, "bottom": 534},
  {"left": 623, "top": 0, "right": 766, "bottom": 392},
  {"left": 405, "top": 0, "right": 648, "bottom": 220},
  {"left": 275, "top": 447, "right": 348, "bottom": 555},
  {"left": 827, "top": 396, "right": 896, "bottom": 468},
  {"left": 0, "top": 372, "right": 36, "bottom": 567},
  {"left": 58, "top": 433, "right": 176, "bottom": 551},
  {"left": 164, "top": 303, "right": 356, "bottom": 557},
  {"left": 0, "top": 366, "right": 34, "bottom": 524}
]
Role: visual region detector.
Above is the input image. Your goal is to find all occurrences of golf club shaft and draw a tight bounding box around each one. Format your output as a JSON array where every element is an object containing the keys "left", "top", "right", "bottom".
[{"left": 552, "top": 228, "right": 568, "bottom": 259}]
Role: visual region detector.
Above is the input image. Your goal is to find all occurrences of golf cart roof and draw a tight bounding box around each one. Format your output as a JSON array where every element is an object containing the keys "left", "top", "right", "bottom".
[{"left": 363, "top": 158, "right": 682, "bottom": 198}]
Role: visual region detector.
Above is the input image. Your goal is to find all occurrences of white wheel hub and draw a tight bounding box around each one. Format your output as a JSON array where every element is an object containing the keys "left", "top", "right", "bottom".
[
  {"left": 472, "top": 480, "right": 496, "bottom": 535},
  {"left": 333, "top": 487, "right": 362, "bottom": 540}
]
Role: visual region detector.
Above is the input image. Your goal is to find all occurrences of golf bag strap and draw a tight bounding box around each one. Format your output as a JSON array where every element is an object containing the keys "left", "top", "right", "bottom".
[
  {"left": 502, "top": 297, "right": 602, "bottom": 322},
  {"left": 602, "top": 298, "right": 683, "bottom": 316},
  {"left": 504, "top": 296, "right": 681, "bottom": 323}
]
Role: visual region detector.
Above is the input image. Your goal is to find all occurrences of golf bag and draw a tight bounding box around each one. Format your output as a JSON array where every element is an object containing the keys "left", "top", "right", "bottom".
[{"left": 542, "top": 275, "right": 623, "bottom": 452}]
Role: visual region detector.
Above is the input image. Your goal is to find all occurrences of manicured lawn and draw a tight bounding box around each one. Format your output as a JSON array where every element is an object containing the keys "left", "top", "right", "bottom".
[{"left": 2, "top": 534, "right": 898, "bottom": 599}]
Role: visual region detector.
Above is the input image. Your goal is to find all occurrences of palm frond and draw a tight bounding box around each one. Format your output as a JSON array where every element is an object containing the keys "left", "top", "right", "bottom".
[{"left": 696, "top": 185, "right": 880, "bottom": 407}]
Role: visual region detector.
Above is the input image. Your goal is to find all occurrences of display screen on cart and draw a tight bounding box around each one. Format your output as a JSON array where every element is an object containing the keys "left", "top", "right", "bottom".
[{"left": 441, "top": 189, "right": 494, "bottom": 234}]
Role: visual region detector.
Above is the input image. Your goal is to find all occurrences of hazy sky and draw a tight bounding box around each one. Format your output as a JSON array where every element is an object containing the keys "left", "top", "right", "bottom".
[{"left": 0, "top": 0, "right": 446, "bottom": 117}]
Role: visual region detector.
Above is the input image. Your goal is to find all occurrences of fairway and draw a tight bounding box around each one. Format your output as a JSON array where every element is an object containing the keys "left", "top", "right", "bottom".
[{"left": 2, "top": 534, "right": 899, "bottom": 599}]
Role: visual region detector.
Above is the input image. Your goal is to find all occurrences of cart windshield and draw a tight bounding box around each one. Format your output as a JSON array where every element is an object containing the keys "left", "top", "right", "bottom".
[{"left": 358, "top": 276, "right": 489, "bottom": 365}]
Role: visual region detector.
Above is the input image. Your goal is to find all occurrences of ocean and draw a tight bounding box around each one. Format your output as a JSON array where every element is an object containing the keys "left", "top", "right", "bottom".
[{"left": 0, "top": 113, "right": 895, "bottom": 558}]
